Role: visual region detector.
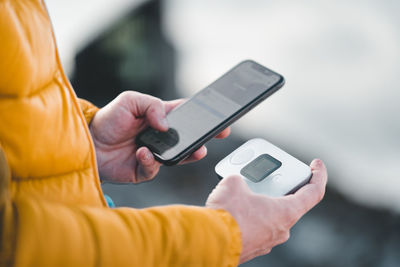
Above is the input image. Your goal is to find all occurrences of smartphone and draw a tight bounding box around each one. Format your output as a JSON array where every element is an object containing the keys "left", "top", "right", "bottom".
[
  {"left": 137, "top": 60, "right": 285, "bottom": 165},
  {"left": 215, "top": 138, "right": 312, "bottom": 197}
]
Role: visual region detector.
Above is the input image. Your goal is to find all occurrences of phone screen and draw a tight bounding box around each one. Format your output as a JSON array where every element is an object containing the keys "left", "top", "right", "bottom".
[{"left": 137, "top": 60, "right": 283, "bottom": 164}]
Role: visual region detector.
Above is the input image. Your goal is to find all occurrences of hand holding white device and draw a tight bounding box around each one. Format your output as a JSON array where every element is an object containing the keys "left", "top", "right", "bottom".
[{"left": 215, "top": 138, "right": 311, "bottom": 197}]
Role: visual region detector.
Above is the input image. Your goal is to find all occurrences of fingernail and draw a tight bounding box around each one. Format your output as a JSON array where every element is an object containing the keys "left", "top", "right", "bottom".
[
  {"left": 312, "top": 159, "right": 322, "bottom": 167},
  {"left": 144, "top": 151, "right": 153, "bottom": 161},
  {"left": 160, "top": 118, "right": 168, "bottom": 129}
]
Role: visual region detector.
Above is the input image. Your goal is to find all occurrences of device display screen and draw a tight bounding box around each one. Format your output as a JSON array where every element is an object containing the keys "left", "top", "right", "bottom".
[
  {"left": 240, "top": 154, "right": 282, "bottom": 183},
  {"left": 138, "top": 60, "right": 283, "bottom": 163}
]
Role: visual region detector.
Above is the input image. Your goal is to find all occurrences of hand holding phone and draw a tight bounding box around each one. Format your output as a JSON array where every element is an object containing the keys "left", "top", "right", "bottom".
[{"left": 137, "top": 60, "right": 285, "bottom": 165}]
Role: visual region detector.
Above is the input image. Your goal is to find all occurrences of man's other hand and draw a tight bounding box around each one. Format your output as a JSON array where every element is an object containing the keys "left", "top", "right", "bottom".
[{"left": 206, "top": 159, "right": 327, "bottom": 265}]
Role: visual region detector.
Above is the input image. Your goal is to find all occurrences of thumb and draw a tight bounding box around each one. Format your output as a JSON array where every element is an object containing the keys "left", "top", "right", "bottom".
[
  {"left": 207, "top": 175, "right": 251, "bottom": 206},
  {"left": 125, "top": 91, "right": 169, "bottom": 132},
  {"left": 218, "top": 175, "right": 252, "bottom": 193}
]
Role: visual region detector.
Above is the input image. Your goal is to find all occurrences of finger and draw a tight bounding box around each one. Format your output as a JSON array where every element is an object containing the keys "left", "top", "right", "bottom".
[
  {"left": 128, "top": 92, "right": 169, "bottom": 132},
  {"left": 285, "top": 159, "right": 328, "bottom": 216},
  {"left": 207, "top": 175, "right": 252, "bottom": 205},
  {"left": 308, "top": 159, "right": 328, "bottom": 188},
  {"left": 180, "top": 146, "right": 208, "bottom": 164},
  {"left": 214, "top": 127, "right": 231, "bottom": 139},
  {"left": 135, "top": 147, "right": 161, "bottom": 182},
  {"left": 206, "top": 175, "right": 250, "bottom": 209},
  {"left": 217, "top": 174, "right": 253, "bottom": 194},
  {"left": 164, "top": 99, "right": 186, "bottom": 114}
]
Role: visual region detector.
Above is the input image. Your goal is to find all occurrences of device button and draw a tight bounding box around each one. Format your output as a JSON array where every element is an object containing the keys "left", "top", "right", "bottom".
[
  {"left": 230, "top": 149, "right": 254, "bottom": 165},
  {"left": 271, "top": 174, "right": 282, "bottom": 182}
]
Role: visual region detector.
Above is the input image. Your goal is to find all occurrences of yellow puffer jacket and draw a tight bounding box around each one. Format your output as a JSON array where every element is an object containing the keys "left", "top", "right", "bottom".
[{"left": 0, "top": 0, "right": 241, "bottom": 266}]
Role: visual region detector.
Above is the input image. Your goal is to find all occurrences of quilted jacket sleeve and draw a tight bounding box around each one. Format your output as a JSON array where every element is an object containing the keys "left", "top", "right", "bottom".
[
  {"left": 0, "top": 148, "right": 242, "bottom": 267},
  {"left": 78, "top": 98, "right": 99, "bottom": 124}
]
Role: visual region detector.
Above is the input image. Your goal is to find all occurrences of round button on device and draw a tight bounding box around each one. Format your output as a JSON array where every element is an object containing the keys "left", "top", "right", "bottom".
[
  {"left": 271, "top": 173, "right": 282, "bottom": 182},
  {"left": 230, "top": 148, "right": 255, "bottom": 165}
]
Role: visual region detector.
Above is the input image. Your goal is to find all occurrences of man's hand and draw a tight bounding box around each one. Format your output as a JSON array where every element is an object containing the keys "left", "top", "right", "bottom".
[
  {"left": 206, "top": 159, "right": 327, "bottom": 265},
  {"left": 89, "top": 91, "right": 230, "bottom": 183}
]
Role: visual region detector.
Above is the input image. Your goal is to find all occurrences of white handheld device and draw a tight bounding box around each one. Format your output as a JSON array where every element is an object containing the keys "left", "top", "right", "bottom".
[{"left": 215, "top": 138, "right": 312, "bottom": 197}]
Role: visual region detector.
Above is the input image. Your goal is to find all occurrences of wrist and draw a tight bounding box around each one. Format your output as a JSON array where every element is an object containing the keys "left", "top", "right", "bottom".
[
  {"left": 213, "top": 209, "right": 242, "bottom": 267},
  {"left": 87, "top": 112, "right": 107, "bottom": 180}
]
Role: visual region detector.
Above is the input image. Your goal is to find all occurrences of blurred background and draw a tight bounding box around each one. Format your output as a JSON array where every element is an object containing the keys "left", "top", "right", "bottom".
[{"left": 47, "top": 0, "right": 400, "bottom": 266}]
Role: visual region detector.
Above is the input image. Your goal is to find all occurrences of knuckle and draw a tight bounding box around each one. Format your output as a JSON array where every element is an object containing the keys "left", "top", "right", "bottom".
[
  {"left": 282, "top": 231, "right": 290, "bottom": 243},
  {"left": 319, "top": 187, "right": 325, "bottom": 201},
  {"left": 147, "top": 106, "right": 157, "bottom": 115},
  {"left": 149, "top": 96, "right": 162, "bottom": 106},
  {"left": 282, "top": 205, "right": 297, "bottom": 222},
  {"left": 119, "top": 90, "right": 137, "bottom": 99},
  {"left": 154, "top": 97, "right": 163, "bottom": 105},
  {"left": 223, "top": 175, "right": 245, "bottom": 192},
  {"left": 274, "top": 230, "right": 290, "bottom": 245},
  {"left": 317, "top": 192, "right": 324, "bottom": 202},
  {"left": 149, "top": 168, "right": 158, "bottom": 178},
  {"left": 148, "top": 98, "right": 164, "bottom": 113},
  {"left": 312, "top": 188, "right": 325, "bottom": 204},
  {"left": 143, "top": 164, "right": 158, "bottom": 176},
  {"left": 287, "top": 216, "right": 298, "bottom": 228},
  {"left": 262, "top": 248, "right": 272, "bottom": 255},
  {"left": 281, "top": 206, "right": 300, "bottom": 227},
  {"left": 136, "top": 173, "right": 154, "bottom": 183},
  {"left": 126, "top": 176, "right": 137, "bottom": 183},
  {"left": 117, "top": 91, "right": 140, "bottom": 106}
]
